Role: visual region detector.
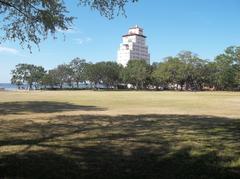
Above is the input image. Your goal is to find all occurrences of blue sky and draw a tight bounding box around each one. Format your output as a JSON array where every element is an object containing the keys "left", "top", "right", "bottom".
[{"left": 1, "top": 0, "right": 240, "bottom": 82}]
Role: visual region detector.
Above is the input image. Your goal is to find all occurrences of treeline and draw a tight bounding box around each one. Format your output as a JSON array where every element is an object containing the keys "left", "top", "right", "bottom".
[{"left": 11, "top": 46, "right": 240, "bottom": 91}]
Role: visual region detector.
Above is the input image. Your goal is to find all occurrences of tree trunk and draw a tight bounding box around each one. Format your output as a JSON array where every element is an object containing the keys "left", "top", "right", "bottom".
[
  {"left": 136, "top": 82, "right": 139, "bottom": 90},
  {"left": 141, "top": 81, "right": 144, "bottom": 90},
  {"left": 180, "top": 84, "right": 183, "bottom": 91}
]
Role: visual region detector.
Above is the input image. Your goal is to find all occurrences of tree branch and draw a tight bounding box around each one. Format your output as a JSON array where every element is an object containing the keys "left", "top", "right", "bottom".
[{"left": 0, "top": 0, "right": 29, "bottom": 17}]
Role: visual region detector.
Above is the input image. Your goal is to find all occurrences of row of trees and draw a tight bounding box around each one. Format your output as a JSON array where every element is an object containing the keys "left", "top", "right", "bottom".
[{"left": 11, "top": 46, "right": 240, "bottom": 91}]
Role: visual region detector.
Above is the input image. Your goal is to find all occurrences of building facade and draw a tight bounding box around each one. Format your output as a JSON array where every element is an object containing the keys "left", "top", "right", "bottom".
[{"left": 117, "top": 25, "right": 150, "bottom": 67}]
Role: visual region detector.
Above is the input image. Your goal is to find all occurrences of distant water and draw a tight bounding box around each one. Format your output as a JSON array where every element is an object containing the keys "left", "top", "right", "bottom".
[
  {"left": 0, "top": 83, "right": 25, "bottom": 91},
  {"left": 0, "top": 83, "right": 106, "bottom": 91}
]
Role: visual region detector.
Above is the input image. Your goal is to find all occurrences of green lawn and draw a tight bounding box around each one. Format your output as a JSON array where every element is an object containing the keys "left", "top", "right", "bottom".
[{"left": 0, "top": 91, "right": 240, "bottom": 178}]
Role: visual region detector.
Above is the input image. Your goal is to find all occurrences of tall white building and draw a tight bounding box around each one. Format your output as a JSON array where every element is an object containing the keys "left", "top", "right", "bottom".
[{"left": 117, "top": 25, "right": 150, "bottom": 67}]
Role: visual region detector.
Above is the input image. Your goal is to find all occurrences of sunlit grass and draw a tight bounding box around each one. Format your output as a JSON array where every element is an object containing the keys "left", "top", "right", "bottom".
[{"left": 0, "top": 90, "right": 240, "bottom": 117}]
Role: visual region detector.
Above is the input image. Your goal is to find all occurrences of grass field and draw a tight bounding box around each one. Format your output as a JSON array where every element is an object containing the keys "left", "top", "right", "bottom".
[{"left": 0, "top": 91, "right": 240, "bottom": 178}]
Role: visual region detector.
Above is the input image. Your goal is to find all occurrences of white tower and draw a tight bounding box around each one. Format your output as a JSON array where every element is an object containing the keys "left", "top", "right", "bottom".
[{"left": 117, "top": 25, "right": 150, "bottom": 67}]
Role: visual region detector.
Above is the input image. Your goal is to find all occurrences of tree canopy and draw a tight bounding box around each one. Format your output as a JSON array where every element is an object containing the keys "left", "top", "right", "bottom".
[
  {"left": 11, "top": 63, "right": 45, "bottom": 89},
  {"left": 121, "top": 59, "right": 150, "bottom": 89},
  {"left": 0, "top": 0, "right": 138, "bottom": 50}
]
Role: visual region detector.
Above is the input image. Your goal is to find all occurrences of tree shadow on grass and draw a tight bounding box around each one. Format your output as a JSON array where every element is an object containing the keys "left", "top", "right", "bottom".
[
  {"left": 0, "top": 114, "right": 240, "bottom": 178},
  {"left": 0, "top": 101, "right": 106, "bottom": 115},
  {"left": 1, "top": 146, "right": 238, "bottom": 179}
]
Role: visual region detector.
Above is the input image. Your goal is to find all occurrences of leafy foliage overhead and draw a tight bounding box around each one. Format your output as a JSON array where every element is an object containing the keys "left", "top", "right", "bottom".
[
  {"left": 78, "top": 0, "right": 138, "bottom": 19},
  {"left": 0, "top": 0, "right": 138, "bottom": 50}
]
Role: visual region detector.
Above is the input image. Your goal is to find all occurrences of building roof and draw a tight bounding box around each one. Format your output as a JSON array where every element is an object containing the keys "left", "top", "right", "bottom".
[{"left": 122, "top": 33, "right": 146, "bottom": 38}]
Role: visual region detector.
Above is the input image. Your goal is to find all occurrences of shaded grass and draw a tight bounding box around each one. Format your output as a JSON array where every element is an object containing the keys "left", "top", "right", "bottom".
[
  {"left": 0, "top": 114, "right": 240, "bottom": 178},
  {"left": 0, "top": 101, "right": 106, "bottom": 115}
]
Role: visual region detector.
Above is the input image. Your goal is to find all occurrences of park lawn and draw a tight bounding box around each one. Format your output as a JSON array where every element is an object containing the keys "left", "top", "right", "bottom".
[
  {"left": 0, "top": 90, "right": 240, "bottom": 117},
  {"left": 0, "top": 91, "right": 240, "bottom": 178}
]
